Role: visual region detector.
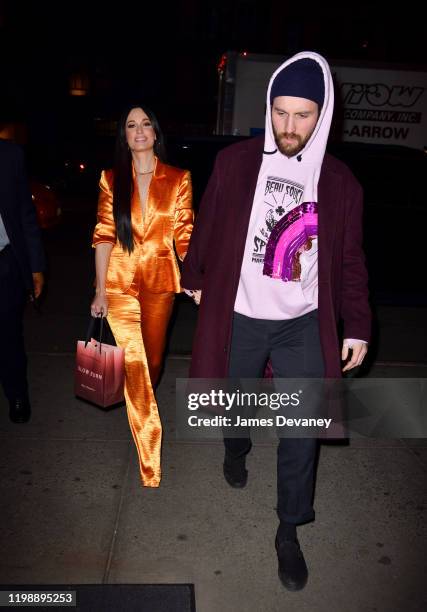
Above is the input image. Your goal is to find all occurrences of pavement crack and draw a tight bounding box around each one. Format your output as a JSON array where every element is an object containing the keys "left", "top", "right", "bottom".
[{"left": 102, "top": 443, "right": 133, "bottom": 583}]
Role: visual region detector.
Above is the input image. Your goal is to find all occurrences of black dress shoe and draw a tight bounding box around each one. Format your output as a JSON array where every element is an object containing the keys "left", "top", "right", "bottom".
[
  {"left": 275, "top": 535, "right": 308, "bottom": 591},
  {"left": 223, "top": 454, "right": 248, "bottom": 488},
  {"left": 9, "top": 397, "right": 31, "bottom": 423}
]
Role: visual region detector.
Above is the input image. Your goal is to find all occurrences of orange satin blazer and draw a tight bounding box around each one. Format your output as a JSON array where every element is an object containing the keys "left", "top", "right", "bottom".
[{"left": 92, "top": 158, "right": 193, "bottom": 294}]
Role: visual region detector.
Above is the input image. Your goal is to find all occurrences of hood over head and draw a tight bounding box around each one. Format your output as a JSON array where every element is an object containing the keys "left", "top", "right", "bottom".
[{"left": 264, "top": 51, "right": 334, "bottom": 167}]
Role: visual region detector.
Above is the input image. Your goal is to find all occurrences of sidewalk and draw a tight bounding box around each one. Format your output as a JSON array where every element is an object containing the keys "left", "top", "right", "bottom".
[{"left": 0, "top": 223, "right": 426, "bottom": 611}]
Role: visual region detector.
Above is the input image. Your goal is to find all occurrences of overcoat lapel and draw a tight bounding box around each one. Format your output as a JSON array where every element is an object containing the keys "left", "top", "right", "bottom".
[
  {"left": 232, "top": 143, "right": 263, "bottom": 282},
  {"left": 317, "top": 165, "right": 341, "bottom": 283}
]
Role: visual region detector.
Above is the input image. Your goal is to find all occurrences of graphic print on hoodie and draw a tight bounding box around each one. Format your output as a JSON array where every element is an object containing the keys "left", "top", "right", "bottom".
[
  {"left": 251, "top": 175, "right": 305, "bottom": 276},
  {"left": 234, "top": 51, "right": 334, "bottom": 320}
]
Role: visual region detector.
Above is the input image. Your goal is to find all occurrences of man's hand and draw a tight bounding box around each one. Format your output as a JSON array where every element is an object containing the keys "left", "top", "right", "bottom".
[
  {"left": 32, "top": 272, "right": 44, "bottom": 299},
  {"left": 342, "top": 340, "right": 368, "bottom": 372}
]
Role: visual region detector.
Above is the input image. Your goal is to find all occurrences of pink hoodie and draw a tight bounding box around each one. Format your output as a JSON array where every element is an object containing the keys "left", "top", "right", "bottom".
[{"left": 234, "top": 51, "right": 334, "bottom": 319}]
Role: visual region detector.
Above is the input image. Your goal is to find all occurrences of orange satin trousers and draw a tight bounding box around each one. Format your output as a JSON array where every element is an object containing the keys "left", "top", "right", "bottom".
[{"left": 107, "top": 266, "right": 174, "bottom": 488}]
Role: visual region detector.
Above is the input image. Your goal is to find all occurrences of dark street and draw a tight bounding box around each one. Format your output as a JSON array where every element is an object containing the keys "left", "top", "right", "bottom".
[{"left": 0, "top": 195, "right": 426, "bottom": 611}]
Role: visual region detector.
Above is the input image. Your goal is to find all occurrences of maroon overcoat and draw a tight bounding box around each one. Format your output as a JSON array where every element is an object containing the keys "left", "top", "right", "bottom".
[{"left": 181, "top": 136, "right": 371, "bottom": 379}]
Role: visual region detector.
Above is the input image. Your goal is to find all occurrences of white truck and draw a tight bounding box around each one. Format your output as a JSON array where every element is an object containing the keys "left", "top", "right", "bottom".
[{"left": 215, "top": 51, "right": 427, "bottom": 151}]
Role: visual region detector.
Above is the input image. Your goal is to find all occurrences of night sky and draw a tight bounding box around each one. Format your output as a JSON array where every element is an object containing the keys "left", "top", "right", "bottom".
[{"left": 1, "top": 1, "right": 426, "bottom": 166}]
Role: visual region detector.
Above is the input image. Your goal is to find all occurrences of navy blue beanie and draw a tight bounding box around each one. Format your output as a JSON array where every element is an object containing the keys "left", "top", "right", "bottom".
[{"left": 270, "top": 58, "right": 324, "bottom": 108}]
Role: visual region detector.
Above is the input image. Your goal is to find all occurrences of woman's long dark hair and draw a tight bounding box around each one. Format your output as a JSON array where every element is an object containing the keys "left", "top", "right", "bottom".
[{"left": 113, "top": 104, "right": 167, "bottom": 253}]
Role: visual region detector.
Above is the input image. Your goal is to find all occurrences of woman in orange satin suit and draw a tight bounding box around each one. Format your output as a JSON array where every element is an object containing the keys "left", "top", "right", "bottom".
[{"left": 91, "top": 104, "right": 193, "bottom": 487}]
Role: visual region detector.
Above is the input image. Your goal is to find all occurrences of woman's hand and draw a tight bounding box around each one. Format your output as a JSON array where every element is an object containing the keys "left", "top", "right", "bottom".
[
  {"left": 183, "top": 289, "right": 202, "bottom": 305},
  {"left": 92, "top": 243, "right": 113, "bottom": 317},
  {"left": 91, "top": 293, "right": 109, "bottom": 317}
]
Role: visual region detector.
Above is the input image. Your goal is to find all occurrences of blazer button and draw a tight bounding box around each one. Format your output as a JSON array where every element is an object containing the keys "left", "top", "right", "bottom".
[{"left": 223, "top": 346, "right": 228, "bottom": 353}]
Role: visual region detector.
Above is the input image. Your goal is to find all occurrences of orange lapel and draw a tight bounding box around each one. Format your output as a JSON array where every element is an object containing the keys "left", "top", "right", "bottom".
[{"left": 145, "top": 158, "right": 167, "bottom": 223}]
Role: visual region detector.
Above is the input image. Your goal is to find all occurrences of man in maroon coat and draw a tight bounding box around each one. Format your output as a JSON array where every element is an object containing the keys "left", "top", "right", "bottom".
[{"left": 182, "top": 51, "right": 370, "bottom": 591}]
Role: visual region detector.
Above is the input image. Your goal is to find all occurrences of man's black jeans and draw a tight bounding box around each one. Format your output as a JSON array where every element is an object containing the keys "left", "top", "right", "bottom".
[{"left": 224, "top": 309, "right": 324, "bottom": 524}]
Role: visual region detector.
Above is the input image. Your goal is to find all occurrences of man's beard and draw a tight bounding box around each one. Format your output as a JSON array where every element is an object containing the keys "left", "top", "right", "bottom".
[{"left": 273, "top": 128, "right": 309, "bottom": 157}]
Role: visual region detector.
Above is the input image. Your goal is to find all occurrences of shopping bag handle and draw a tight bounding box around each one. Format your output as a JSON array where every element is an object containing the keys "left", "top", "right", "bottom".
[{"left": 85, "top": 315, "right": 104, "bottom": 353}]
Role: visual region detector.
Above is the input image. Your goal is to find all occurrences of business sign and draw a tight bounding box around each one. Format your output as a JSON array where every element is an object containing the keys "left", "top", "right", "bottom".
[
  {"left": 221, "top": 53, "right": 427, "bottom": 150},
  {"left": 332, "top": 66, "right": 427, "bottom": 149}
]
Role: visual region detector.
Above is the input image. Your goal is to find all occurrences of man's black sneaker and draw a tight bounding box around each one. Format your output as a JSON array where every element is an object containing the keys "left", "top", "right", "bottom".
[{"left": 275, "top": 535, "right": 308, "bottom": 591}]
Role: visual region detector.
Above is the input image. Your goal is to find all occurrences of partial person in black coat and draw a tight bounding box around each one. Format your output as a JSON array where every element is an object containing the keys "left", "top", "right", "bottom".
[{"left": 0, "top": 138, "right": 46, "bottom": 422}]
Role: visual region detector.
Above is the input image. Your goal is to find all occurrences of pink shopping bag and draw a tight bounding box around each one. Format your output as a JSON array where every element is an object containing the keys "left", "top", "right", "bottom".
[{"left": 75, "top": 317, "right": 125, "bottom": 408}]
